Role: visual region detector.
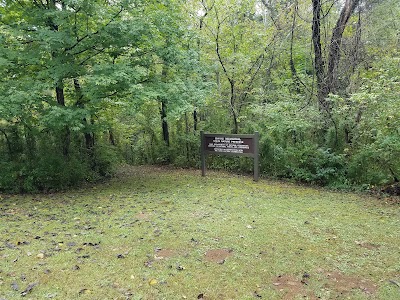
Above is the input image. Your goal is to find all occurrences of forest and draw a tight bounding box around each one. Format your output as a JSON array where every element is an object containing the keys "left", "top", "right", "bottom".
[{"left": 0, "top": 0, "right": 399, "bottom": 192}]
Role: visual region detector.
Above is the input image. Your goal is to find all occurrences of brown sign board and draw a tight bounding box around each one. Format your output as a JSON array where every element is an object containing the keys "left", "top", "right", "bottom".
[
  {"left": 200, "top": 131, "right": 259, "bottom": 181},
  {"left": 204, "top": 136, "right": 255, "bottom": 156}
]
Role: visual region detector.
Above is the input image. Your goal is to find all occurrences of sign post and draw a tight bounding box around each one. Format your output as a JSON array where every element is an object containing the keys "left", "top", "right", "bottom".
[{"left": 200, "top": 131, "right": 260, "bottom": 181}]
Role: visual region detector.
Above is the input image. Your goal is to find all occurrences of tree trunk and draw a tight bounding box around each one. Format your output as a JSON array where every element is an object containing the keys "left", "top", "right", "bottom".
[
  {"left": 228, "top": 78, "right": 239, "bottom": 134},
  {"left": 231, "top": 101, "right": 239, "bottom": 134},
  {"left": 312, "top": 0, "right": 328, "bottom": 111},
  {"left": 193, "top": 109, "right": 198, "bottom": 132},
  {"left": 326, "top": 0, "right": 361, "bottom": 94},
  {"left": 74, "top": 78, "right": 95, "bottom": 164},
  {"left": 0, "top": 129, "right": 13, "bottom": 158},
  {"left": 160, "top": 100, "right": 170, "bottom": 147},
  {"left": 49, "top": 2, "right": 70, "bottom": 157},
  {"left": 160, "top": 61, "right": 170, "bottom": 148},
  {"left": 24, "top": 126, "right": 36, "bottom": 159},
  {"left": 109, "top": 130, "right": 116, "bottom": 146},
  {"left": 312, "top": 0, "right": 360, "bottom": 112},
  {"left": 185, "top": 112, "right": 190, "bottom": 162},
  {"left": 85, "top": 131, "right": 95, "bottom": 152},
  {"left": 56, "top": 83, "right": 65, "bottom": 106},
  {"left": 55, "top": 79, "right": 70, "bottom": 156},
  {"left": 74, "top": 79, "right": 84, "bottom": 106},
  {"left": 289, "top": 6, "right": 300, "bottom": 93}
]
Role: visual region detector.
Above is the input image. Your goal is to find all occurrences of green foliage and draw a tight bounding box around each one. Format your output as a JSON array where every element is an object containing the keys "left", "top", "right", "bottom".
[
  {"left": 0, "top": 0, "right": 205, "bottom": 192},
  {"left": 288, "top": 146, "right": 346, "bottom": 185},
  {"left": 1, "top": 0, "right": 399, "bottom": 192},
  {"left": 0, "top": 128, "right": 120, "bottom": 192},
  {"left": 170, "top": 131, "right": 200, "bottom": 168},
  {"left": 342, "top": 67, "right": 400, "bottom": 185},
  {"left": 259, "top": 140, "right": 346, "bottom": 186}
]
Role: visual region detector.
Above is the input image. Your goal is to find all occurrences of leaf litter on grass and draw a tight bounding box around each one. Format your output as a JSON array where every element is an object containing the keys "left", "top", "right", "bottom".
[
  {"left": 0, "top": 165, "right": 399, "bottom": 299},
  {"left": 272, "top": 270, "right": 379, "bottom": 300}
]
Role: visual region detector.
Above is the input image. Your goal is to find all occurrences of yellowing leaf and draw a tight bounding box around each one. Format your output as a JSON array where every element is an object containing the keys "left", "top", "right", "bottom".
[{"left": 149, "top": 278, "right": 158, "bottom": 286}]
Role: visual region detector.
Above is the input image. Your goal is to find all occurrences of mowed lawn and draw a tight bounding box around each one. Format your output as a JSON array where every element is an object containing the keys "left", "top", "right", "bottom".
[{"left": 1, "top": 166, "right": 399, "bottom": 300}]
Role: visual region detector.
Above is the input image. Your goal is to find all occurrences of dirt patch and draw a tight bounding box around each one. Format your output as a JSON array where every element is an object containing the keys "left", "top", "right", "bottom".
[
  {"left": 154, "top": 248, "right": 176, "bottom": 259},
  {"left": 272, "top": 275, "right": 317, "bottom": 300},
  {"left": 272, "top": 271, "right": 377, "bottom": 299},
  {"left": 355, "top": 240, "right": 380, "bottom": 250},
  {"left": 204, "top": 249, "right": 233, "bottom": 264},
  {"left": 324, "top": 271, "right": 377, "bottom": 294},
  {"left": 136, "top": 212, "right": 150, "bottom": 220}
]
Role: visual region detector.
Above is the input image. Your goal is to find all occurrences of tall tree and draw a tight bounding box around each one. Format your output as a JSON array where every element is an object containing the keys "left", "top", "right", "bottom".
[
  {"left": 0, "top": 0, "right": 154, "bottom": 189},
  {"left": 197, "top": 0, "right": 280, "bottom": 133},
  {"left": 312, "top": 0, "right": 361, "bottom": 111}
]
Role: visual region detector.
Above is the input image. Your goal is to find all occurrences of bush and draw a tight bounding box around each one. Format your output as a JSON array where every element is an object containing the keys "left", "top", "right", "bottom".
[
  {"left": 289, "top": 147, "right": 346, "bottom": 185},
  {"left": 0, "top": 161, "right": 19, "bottom": 193},
  {"left": 0, "top": 133, "right": 120, "bottom": 193},
  {"left": 348, "top": 137, "right": 400, "bottom": 186},
  {"left": 259, "top": 138, "right": 346, "bottom": 186}
]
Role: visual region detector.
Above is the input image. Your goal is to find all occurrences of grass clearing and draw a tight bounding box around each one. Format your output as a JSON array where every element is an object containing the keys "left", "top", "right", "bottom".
[{"left": 1, "top": 166, "right": 399, "bottom": 299}]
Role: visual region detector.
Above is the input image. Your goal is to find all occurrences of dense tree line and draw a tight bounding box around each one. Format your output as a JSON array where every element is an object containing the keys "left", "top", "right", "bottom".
[{"left": 0, "top": 0, "right": 399, "bottom": 192}]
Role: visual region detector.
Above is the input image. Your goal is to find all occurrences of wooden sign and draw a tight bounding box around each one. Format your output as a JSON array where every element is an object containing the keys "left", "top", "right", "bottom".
[{"left": 200, "top": 131, "right": 259, "bottom": 181}]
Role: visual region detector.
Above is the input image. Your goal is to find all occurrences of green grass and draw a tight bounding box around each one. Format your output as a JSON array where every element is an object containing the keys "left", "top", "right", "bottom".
[{"left": 1, "top": 166, "right": 399, "bottom": 300}]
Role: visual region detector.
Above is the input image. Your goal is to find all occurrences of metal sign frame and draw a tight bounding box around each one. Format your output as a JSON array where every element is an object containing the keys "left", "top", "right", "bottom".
[{"left": 200, "top": 131, "right": 259, "bottom": 181}]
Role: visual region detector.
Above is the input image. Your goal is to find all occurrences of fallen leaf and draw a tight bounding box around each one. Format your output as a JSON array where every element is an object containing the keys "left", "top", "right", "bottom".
[
  {"left": 144, "top": 260, "right": 153, "bottom": 268},
  {"left": 149, "top": 278, "right": 158, "bottom": 286},
  {"left": 21, "top": 282, "right": 38, "bottom": 297},
  {"left": 45, "top": 293, "right": 57, "bottom": 298},
  {"left": 83, "top": 242, "right": 100, "bottom": 247},
  {"left": 17, "top": 241, "right": 30, "bottom": 246},
  {"left": 389, "top": 280, "right": 400, "bottom": 287},
  {"left": 11, "top": 281, "right": 19, "bottom": 291},
  {"left": 253, "top": 291, "right": 262, "bottom": 298},
  {"left": 5, "top": 242, "right": 16, "bottom": 249},
  {"left": 301, "top": 272, "right": 310, "bottom": 284},
  {"left": 78, "top": 288, "right": 91, "bottom": 295}
]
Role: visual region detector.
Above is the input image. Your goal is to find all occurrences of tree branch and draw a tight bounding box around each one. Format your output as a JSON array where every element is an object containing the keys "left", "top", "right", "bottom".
[
  {"left": 64, "top": 6, "right": 124, "bottom": 53},
  {"left": 78, "top": 47, "right": 106, "bottom": 65}
]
